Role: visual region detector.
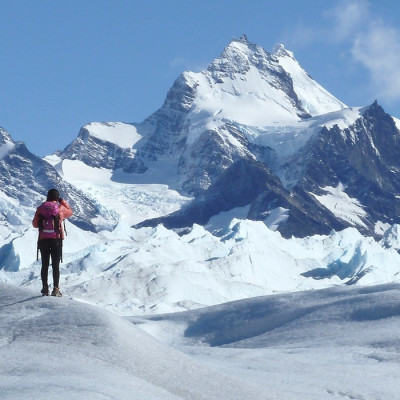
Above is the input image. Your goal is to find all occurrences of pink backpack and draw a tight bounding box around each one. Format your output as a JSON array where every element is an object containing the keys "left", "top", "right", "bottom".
[{"left": 38, "top": 201, "right": 61, "bottom": 239}]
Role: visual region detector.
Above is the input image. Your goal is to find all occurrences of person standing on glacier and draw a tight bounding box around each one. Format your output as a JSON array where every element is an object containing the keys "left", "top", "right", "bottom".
[{"left": 32, "top": 188, "right": 73, "bottom": 297}]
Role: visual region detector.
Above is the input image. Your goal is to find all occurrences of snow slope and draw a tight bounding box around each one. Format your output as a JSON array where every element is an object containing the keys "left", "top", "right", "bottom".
[
  {"left": 274, "top": 44, "right": 346, "bottom": 116},
  {"left": 0, "top": 282, "right": 270, "bottom": 400},
  {"left": 55, "top": 159, "right": 191, "bottom": 226},
  {"left": 2, "top": 280, "right": 400, "bottom": 399},
  {"left": 83, "top": 122, "right": 142, "bottom": 149},
  {"left": 133, "top": 283, "right": 400, "bottom": 400},
  {"left": 311, "top": 183, "right": 368, "bottom": 229},
  {"left": 237, "top": 106, "right": 362, "bottom": 163}
]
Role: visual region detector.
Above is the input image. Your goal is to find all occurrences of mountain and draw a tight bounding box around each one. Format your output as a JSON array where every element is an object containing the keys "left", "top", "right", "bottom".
[
  {"left": 56, "top": 36, "right": 346, "bottom": 190},
  {"left": 128, "top": 36, "right": 347, "bottom": 195},
  {"left": 53, "top": 36, "right": 358, "bottom": 238},
  {"left": 0, "top": 128, "right": 115, "bottom": 233},
  {"left": 49, "top": 37, "right": 400, "bottom": 239},
  {"left": 124, "top": 37, "right": 399, "bottom": 239}
]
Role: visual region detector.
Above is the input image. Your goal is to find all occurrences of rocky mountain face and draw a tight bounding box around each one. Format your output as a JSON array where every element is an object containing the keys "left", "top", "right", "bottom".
[
  {"left": 292, "top": 102, "right": 400, "bottom": 235},
  {"left": 148, "top": 100, "right": 400, "bottom": 239},
  {"left": 8, "top": 36, "right": 399, "bottom": 239},
  {"left": 135, "top": 157, "right": 347, "bottom": 238},
  {"left": 0, "top": 129, "right": 113, "bottom": 232}
]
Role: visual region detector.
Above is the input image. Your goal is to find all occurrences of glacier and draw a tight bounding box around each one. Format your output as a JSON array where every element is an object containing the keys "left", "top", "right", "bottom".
[{"left": 1, "top": 281, "right": 400, "bottom": 399}]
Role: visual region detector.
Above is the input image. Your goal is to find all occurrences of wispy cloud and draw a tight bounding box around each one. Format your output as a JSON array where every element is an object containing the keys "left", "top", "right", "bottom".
[
  {"left": 169, "top": 57, "right": 189, "bottom": 69},
  {"left": 351, "top": 23, "right": 400, "bottom": 100},
  {"left": 169, "top": 57, "right": 207, "bottom": 73},
  {"left": 327, "top": 0, "right": 370, "bottom": 41},
  {"left": 330, "top": 0, "right": 400, "bottom": 101}
]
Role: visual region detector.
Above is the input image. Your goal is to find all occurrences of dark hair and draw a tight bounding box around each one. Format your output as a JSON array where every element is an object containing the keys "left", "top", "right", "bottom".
[{"left": 47, "top": 188, "right": 60, "bottom": 202}]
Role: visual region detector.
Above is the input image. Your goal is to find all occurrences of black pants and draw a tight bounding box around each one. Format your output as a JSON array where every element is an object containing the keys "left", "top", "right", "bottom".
[{"left": 39, "top": 239, "right": 62, "bottom": 288}]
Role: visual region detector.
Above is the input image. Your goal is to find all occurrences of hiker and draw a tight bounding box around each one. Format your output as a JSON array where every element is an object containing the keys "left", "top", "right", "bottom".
[{"left": 32, "top": 188, "right": 73, "bottom": 297}]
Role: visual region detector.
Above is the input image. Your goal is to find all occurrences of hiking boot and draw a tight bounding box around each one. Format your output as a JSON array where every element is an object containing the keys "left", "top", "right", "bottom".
[
  {"left": 51, "top": 287, "right": 62, "bottom": 297},
  {"left": 41, "top": 286, "right": 49, "bottom": 296}
]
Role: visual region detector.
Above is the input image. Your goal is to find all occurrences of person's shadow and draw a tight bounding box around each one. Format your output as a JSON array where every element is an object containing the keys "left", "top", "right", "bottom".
[{"left": 0, "top": 295, "right": 43, "bottom": 309}]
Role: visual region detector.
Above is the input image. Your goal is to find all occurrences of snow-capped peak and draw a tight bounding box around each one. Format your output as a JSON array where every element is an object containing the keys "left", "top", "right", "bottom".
[
  {"left": 184, "top": 36, "right": 309, "bottom": 129},
  {"left": 183, "top": 35, "right": 347, "bottom": 131},
  {"left": 208, "top": 35, "right": 266, "bottom": 76}
]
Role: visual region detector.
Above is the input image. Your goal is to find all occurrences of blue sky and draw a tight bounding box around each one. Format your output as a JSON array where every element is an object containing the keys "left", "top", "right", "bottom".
[{"left": 0, "top": 0, "right": 399, "bottom": 156}]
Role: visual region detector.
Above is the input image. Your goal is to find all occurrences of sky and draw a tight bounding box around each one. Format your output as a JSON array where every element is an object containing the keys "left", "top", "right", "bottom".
[{"left": 0, "top": 0, "right": 399, "bottom": 156}]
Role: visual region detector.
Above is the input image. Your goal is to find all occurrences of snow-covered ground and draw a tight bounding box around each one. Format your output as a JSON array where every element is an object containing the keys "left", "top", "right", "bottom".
[
  {"left": 2, "top": 281, "right": 399, "bottom": 400},
  {"left": 132, "top": 282, "right": 400, "bottom": 400},
  {"left": 0, "top": 283, "right": 269, "bottom": 400}
]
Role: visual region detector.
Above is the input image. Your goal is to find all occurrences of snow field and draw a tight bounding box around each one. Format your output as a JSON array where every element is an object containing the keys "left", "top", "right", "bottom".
[
  {"left": 84, "top": 122, "right": 142, "bottom": 149},
  {"left": 0, "top": 283, "right": 272, "bottom": 400},
  {"left": 133, "top": 283, "right": 400, "bottom": 400},
  {"left": 3, "top": 280, "right": 400, "bottom": 400},
  {"left": 56, "top": 159, "right": 191, "bottom": 226}
]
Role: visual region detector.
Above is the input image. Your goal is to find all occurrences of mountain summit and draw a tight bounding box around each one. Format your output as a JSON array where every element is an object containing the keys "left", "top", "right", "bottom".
[
  {"left": 51, "top": 36, "right": 400, "bottom": 239},
  {"left": 119, "top": 37, "right": 347, "bottom": 192}
]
